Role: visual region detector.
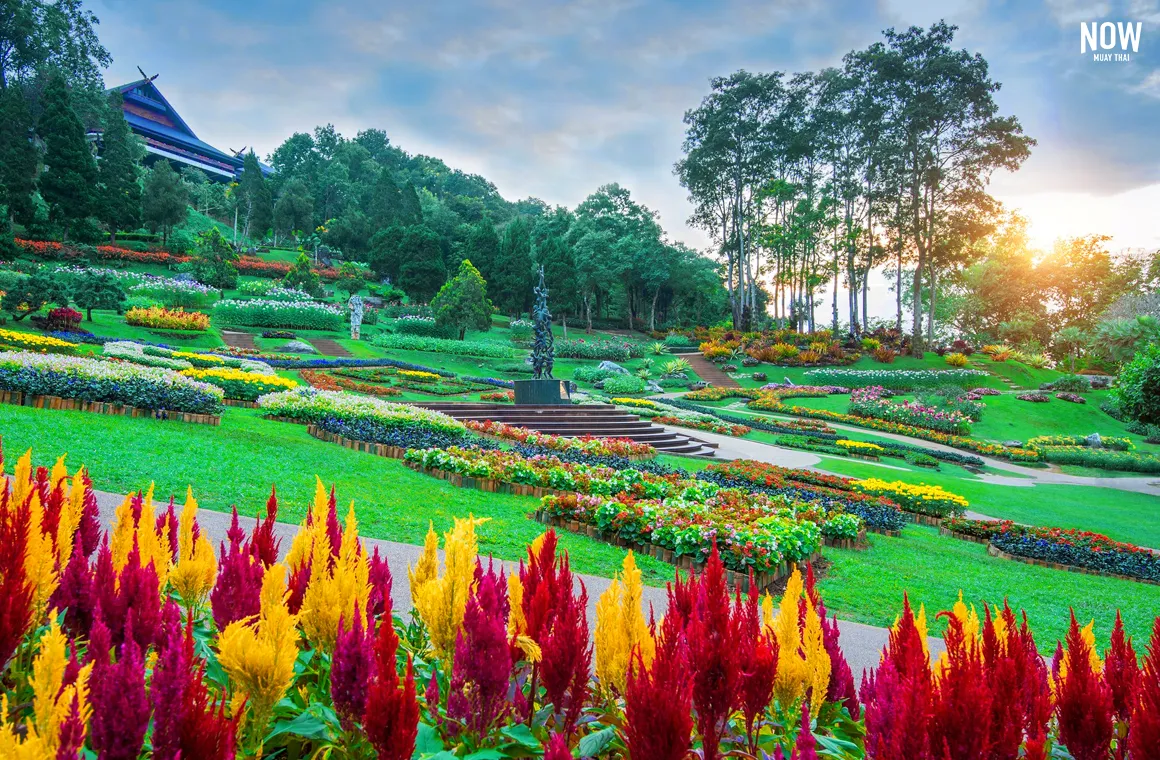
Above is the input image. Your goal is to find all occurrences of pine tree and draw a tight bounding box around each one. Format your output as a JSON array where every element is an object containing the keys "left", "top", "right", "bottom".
[
  {"left": 369, "top": 169, "right": 403, "bottom": 227},
  {"left": 432, "top": 259, "right": 494, "bottom": 339},
  {"left": 141, "top": 161, "right": 188, "bottom": 246},
  {"left": 239, "top": 151, "right": 273, "bottom": 240},
  {"left": 97, "top": 91, "right": 142, "bottom": 242},
  {"left": 37, "top": 72, "right": 98, "bottom": 236},
  {"left": 0, "top": 86, "right": 38, "bottom": 231},
  {"left": 397, "top": 225, "right": 446, "bottom": 302},
  {"left": 398, "top": 181, "right": 423, "bottom": 226},
  {"left": 492, "top": 216, "right": 534, "bottom": 315},
  {"left": 462, "top": 219, "right": 501, "bottom": 283}
]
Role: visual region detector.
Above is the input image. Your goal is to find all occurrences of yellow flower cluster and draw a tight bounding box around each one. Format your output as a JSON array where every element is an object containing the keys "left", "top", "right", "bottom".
[
  {"left": 836, "top": 439, "right": 885, "bottom": 453},
  {"left": 289, "top": 479, "right": 371, "bottom": 649},
  {"left": 611, "top": 398, "right": 659, "bottom": 409},
  {"left": 0, "top": 620, "right": 93, "bottom": 758},
  {"left": 125, "top": 306, "right": 210, "bottom": 331},
  {"left": 181, "top": 367, "right": 296, "bottom": 388},
  {"left": 217, "top": 564, "right": 299, "bottom": 739},
  {"left": 398, "top": 369, "right": 442, "bottom": 382},
  {"left": 172, "top": 350, "right": 225, "bottom": 364},
  {"left": 169, "top": 488, "right": 218, "bottom": 609},
  {"left": 408, "top": 515, "right": 488, "bottom": 659},
  {"left": 762, "top": 569, "right": 830, "bottom": 718},
  {"left": 594, "top": 552, "right": 654, "bottom": 694},
  {"left": 854, "top": 478, "right": 969, "bottom": 509},
  {"left": 0, "top": 328, "right": 77, "bottom": 353}
]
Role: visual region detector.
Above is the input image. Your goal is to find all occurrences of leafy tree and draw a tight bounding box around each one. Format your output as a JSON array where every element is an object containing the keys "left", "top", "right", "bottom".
[
  {"left": 96, "top": 91, "right": 141, "bottom": 242},
  {"left": 492, "top": 216, "right": 534, "bottom": 315},
  {"left": 283, "top": 252, "right": 322, "bottom": 296},
  {"left": 72, "top": 270, "right": 125, "bottom": 320},
  {"left": 1038, "top": 235, "right": 1139, "bottom": 332},
  {"left": 0, "top": 0, "right": 111, "bottom": 92},
  {"left": 1113, "top": 343, "right": 1160, "bottom": 425},
  {"left": 190, "top": 227, "right": 239, "bottom": 291},
  {"left": 0, "top": 86, "right": 37, "bottom": 231},
  {"left": 334, "top": 262, "right": 365, "bottom": 298},
  {"left": 273, "top": 177, "right": 313, "bottom": 244},
  {"left": 397, "top": 226, "right": 446, "bottom": 302},
  {"left": 431, "top": 259, "right": 493, "bottom": 339},
  {"left": 366, "top": 225, "right": 405, "bottom": 282},
  {"left": 458, "top": 219, "right": 501, "bottom": 282},
  {"left": 398, "top": 181, "right": 423, "bottom": 226},
  {"left": 37, "top": 72, "right": 97, "bottom": 236},
  {"left": 141, "top": 161, "right": 188, "bottom": 246},
  {"left": 4, "top": 268, "right": 70, "bottom": 320},
  {"left": 369, "top": 169, "right": 404, "bottom": 227},
  {"left": 537, "top": 234, "right": 578, "bottom": 332}
]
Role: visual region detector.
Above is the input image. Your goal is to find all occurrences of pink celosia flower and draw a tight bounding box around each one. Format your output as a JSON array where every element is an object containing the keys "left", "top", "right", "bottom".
[
  {"left": 332, "top": 610, "right": 374, "bottom": 731},
  {"left": 447, "top": 561, "right": 513, "bottom": 738},
  {"left": 89, "top": 631, "right": 150, "bottom": 760}
]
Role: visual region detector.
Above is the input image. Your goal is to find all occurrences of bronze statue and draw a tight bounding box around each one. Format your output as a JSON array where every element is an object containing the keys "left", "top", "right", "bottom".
[{"left": 531, "top": 266, "right": 554, "bottom": 379}]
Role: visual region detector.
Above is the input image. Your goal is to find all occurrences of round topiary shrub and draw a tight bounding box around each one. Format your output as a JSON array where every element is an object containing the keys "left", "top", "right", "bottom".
[{"left": 1113, "top": 343, "right": 1160, "bottom": 424}]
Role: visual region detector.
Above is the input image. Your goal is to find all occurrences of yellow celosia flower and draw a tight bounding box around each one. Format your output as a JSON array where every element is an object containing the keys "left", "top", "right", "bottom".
[
  {"left": 217, "top": 564, "right": 300, "bottom": 735},
  {"left": 507, "top": 574, "right": 527, "bottom": 638},
  {"left": 169, "top": 488, "right": 218, "bottom": 609},
  {"left": 1055, "top": 619, "right": 1102, "bottom": 695},
  {"left": 109, "top": 484, "right": 170, "bottom": 576},
  {"left": 54, "top": 466, "right": 90, "bottom": 569},
  {"left": 12, "top": 449, "right": 33, "bottom": 515},
  {"left": 767, "top": 569, "right": 809, "bottom": 708},
  {"left": 594, "top": 552, "right": 654, "bottom": 695},
  {"left": 802, "top": 595, "right": 831, "bottom": 718},
  {"left": 411, "top": 515, "right": 488, "bottom": 659},
  {"left": 299, "top": 502, "right": 370, "bottom": 649},
  {"left": 408, "top": 523, "right": 439, "bottom": 606},
  {"left": 0, "top": 618, "right": 93, "bottom": 759}
]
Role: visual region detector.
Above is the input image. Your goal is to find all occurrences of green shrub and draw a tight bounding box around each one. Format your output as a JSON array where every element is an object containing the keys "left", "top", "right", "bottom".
[
  {"left": 663, "top": 333, "right": 693, "bottom": 348},
  {"left": 120, "top": 295, "right": 161, "bottom": 311},
  {"left": 393, "top": 315, "right": 457, "bottom": 339},
  {"left": 1051, "top": 374, "right": 1091, "bottom": 393},
  {"left": 572, "top": 366, "right": 615, "bottom": 384},
  {"left": 370, "top": 332, "right": 521, "bottom": 358},
  {"left": 555, "top": 338, "right": 643, "bottom": 361},
  {"left": 212, "top": 299, "right": 344, "bottom": 330},
  {"left": 1113, "top": 343, "right": 1160, "bottom": 425},
  {"left": 508, "top": 318, "right": 533, "bottom": 344},
  {"left": 602, "top": 374, "right": 647, "bottom": 394},
  {"left": 128, "top": 280, "right": 218, "bottom": 309}
]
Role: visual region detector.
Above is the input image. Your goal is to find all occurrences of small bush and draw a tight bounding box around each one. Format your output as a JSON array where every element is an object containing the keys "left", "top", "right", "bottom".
[
  {"left": 1113, "top": 343, "right": 1160, "bottom": 425},
  {"left": 663, "top": 333, "right": 692, "bottom": 348},
  {"left": 573, "top": 366, "right": 615, "bottom": 384},
  {"left": 944, "top": 352, "right": 969, "bottom": 367},
  {"left": 1051, "top": 374, "right": 1091, "bottom": 393},
  {"left": 393, "top": 315, "right": 457, "bottom": 339},
  {"left": 602, "top": 374, "right": 647, "bottom": 394},
  {"left": 125, "top": 306, "right": 210, "bottom": 331},
  {"left": 860, "top": 337, "right": 881, "bottom": 351},
  {"left": 872, "top": 347, "right": 897, "bottom": 364}
]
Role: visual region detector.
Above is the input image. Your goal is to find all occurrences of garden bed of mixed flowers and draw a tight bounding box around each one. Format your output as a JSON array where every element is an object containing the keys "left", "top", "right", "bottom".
[
  {"left": 803, "top": 367, "right": 990, "bottom": 390},
  {"left": 0, "top": 327, "right": 77, "bottom": 354},
  {"left": 301, "top": 368, "right": 404, "bottom": 397},
  {"left": 104, "top": 341, "right": 275, "bottom": 374},
  {"left": 480, "top": 389, "right": 515, "bottom": 402},
  {"left": 258, "top": 387, "right": 467, "bottom": 439},
  {"left": 652, "top": 415, "right": 751, "bottom": 436},
  {"left": 942, "top": 518, "right": 1160, "bottom": 583},
  {"left": 370, "top": 333, "right": 524, "bottom": 359},
  {"left": 124, "top": 306, "right": 211, "bottom": 332},
  {"left": 847, "top": 386, "right": 973, "bottom": 435},
  {"left": 2, "top": 444, "right": 1158, "bottom": 760},
  {"left": 180, "top": 366, "right": 298, "bottom": 401},
  {"left": 696, "top": 460, "right": 907, "bottom": 533},
  {"left": 1024, "top": 435, "right": 1160, "bottom": 473},
  {"left": 464, "top": 419, "right": 656, "bottom": 459},
  {"left": 607, "top": 396, "right": 752, "bottom": 436},
  {"left": 850, "top": 477, "right": 968, "bottom": 519}
]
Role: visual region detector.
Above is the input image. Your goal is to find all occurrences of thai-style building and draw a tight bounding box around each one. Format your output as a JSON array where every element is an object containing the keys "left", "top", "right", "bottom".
[{"left": 105, "top": 73, "right": 270, "bottom": 181}]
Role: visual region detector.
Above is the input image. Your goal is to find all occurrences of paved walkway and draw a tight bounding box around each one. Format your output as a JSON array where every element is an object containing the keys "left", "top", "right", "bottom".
[
  {"left": 673, "top": 352, "right": 741, "bottom": 389},
  {"left": 92, "top": 488, "right": 939, "bottom": 677}
]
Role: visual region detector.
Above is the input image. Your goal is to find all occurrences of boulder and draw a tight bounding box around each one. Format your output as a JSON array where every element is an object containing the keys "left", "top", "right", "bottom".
[
  {"left": 597, "top": 361, "right": 629, "bottom": 375},
  {"left": 1085, "top": 432, "right": 1103, "bottom": 449},
  {"left": 646, "top": 380, "right": 663, "bottom": 393},
  {"left": 690, "top": 381, "right": 710, "bottom": 391}
]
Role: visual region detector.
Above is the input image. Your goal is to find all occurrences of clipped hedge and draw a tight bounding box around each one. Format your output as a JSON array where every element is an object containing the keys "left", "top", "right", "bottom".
[
  {"left": 369, "top": 333, "right": 522, "bottom": 358},
  {"left": 213, "top": 299, "right": 344, "bottom": 331}
]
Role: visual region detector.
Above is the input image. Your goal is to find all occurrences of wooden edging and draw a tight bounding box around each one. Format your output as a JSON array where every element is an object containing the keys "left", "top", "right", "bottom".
[
  {"left": 532, "top": 509, "right": 820, "bottom": 594},
  {"left": 0, "top": 390, "right": 221, "bottom": 425},
  {"left": 938, "top": 526, "right": 1158, "bottom": 586},
  {"left": 223, "top": 399, "right": 259, "bottom": 409}
]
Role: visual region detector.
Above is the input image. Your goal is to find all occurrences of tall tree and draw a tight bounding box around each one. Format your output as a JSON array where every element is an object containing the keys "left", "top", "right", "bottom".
[
  {"left": 431, "top": 258, "right": 493, "bottom": 339},
  {"left": 537, "top": 234, "right": 579, "bottom": 334},
  {"left": 141, "top": 161, "right": 187, "bottom": 246},
  {"left": 0, "top": 85, "right": 37, "bottom": 231},
  {"left": 273, "top": 177, "right": 313, "bottom": 243},
  {"left": 96, "top": 90, "right": 141, "bottom": 242},
  {"left": 238, "top": 151, "right": 272, "bottom": 240},
  {"left": 37, "top": 71, "right": 96, "bottom": 236},
  {"left": 72, "top": 269, "right": 124, "bottom": 320},
  {"left": 492, "top": 216, "right": 534, "bottom": 315},
  {"left": 0, "top": 0, "right": 111, "bottom": 92},
  {"left": 459, "top": 219, "right": 501, "bottom": 283},
  {"left": 397, "top": 225, "right": 447, "bottom": 303}
]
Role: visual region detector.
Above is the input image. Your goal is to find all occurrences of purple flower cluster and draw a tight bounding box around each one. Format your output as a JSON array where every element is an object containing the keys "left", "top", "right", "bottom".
[{"left": 849, "top": 386, "right": 972, "bottom": 434}]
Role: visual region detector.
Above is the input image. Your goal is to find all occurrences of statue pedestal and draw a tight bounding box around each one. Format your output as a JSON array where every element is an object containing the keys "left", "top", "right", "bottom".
[{"left": 513, "top": 379, "right": 572, "bottom": 406}]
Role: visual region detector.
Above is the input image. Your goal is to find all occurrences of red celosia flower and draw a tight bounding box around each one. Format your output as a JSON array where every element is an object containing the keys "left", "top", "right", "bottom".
[
  {"left": 1103, "top": 611, "right": 1138, "bottom": 722},
  {"left": 791, "top": 701, "right": 819, "bottom": 760},
  {"left": 287, "top": 559, "right": 311, "bottom": 615},
  {"left": 737, "top": 584, "right": 777, "bottom": 753},
  {"left": 157, "top": 497, "right": 180, "bottom": 560},
  {"left": 211, "top": 510, "right": 265, "bottom": 630},
  {"left": 76, "top": 473, "right": 101, "bottom": 558},
  {"left": 0, "top": 488, "right": 34, "bottom": 670},
  {"left": 624, "top": 612, "right": 693, "bottom": 760},
  {"left": 42, "top": 478, "right": 65, "bottom": 549},
  {"left": 861, "top": 595, "right": 933, "bottom": 760},
  {"left": 1056, "top": 612, "right": 1113, "bottom": 760},
  {"left": 447, "top": 562, "right": 513, "bottom": 738},
  {"left": 685, "top": 545, "right": 742, "bottom": 760},
  {"left": 332, "top": 610, "right": 374, "bottom": 731},
  {"left": 542, "top": 733, "right": 571, "bottom": 760},
  {"left": 1128, "top": 617, "right": 1160, "bottom": 759},
  {"left": 363, "top": 615, "right": 419, "bottom": 760},
  {"left": 51, "top": 535, "right": 94, "bottom": 637},
  {"left": 367, "top": 546, "right": 393, "bottom": 620},
  {"left": 92, "top": 543, "right": 163, "bottom": 651},
  {"left": 251, "top": 487, "right": 282, "bottom": 566},
  {"left": 537, "top": 576, "right": 590, "bottom": 736},
  {"left": 929, "top": 613, "right": 992, "bottom": 760},
  {"left": 89, "top": 632, "right": 151, "bottom": 760},
  {"left": 55, "top": 692, "right": 87, "bottom": 760}
]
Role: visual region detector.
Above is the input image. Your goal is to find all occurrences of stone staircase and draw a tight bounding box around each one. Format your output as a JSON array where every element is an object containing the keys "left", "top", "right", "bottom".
[
  {"left": 310, "top": 338, "right": 352, "bottom": 357},
  {"left": 673, "top": 351, "right": 741, "bottom": 388},
  {"left": 411, "top": 402, "right": 718, "bottom": 457}
]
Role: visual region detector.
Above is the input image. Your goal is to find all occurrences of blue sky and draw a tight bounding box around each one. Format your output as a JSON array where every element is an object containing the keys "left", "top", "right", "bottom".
[{"left": 92, "top": 0, "right": 1160, "bottom": 254}]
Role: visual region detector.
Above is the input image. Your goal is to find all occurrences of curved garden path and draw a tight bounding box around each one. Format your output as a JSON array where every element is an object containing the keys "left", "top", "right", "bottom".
[{"left": 90, "top": 487, "right": 940, "bottom": 677}]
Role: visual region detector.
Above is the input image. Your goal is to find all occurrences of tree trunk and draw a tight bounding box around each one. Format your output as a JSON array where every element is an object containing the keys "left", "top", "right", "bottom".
[
  {"left": 87, "top": 307, "right": 94, "bottom": 321},
  {"left": 649, "top": 289, "right": 659, "bottom": 332},
  {"left": 910, "top": 246, "right": 926, "bottom": 357},
  {"left": 926, "top": 266, "right": 937, "bottom": 345},
  {"left": 895, "top": 246, "right": 903, "bottom": 334},
  {"left": 562, "top": 313, "right": 567, "bottom": 340}
]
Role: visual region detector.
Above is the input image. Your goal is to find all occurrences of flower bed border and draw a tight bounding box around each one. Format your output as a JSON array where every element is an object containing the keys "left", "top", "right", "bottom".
[
  {"left": 937, "top": 525, "right": 1159, "bottom": 586},
  {"left": 531, "top": 509, "right": 822, "bottom": 593},
  {"left": 469, "top": 430, "right": 654, "bottom": 462},
  {"left": 223, "top": 399, "right": 260, "bottom": 409},
  {"left": 0, "top": 390, "right": 220, "bottom": 425}
]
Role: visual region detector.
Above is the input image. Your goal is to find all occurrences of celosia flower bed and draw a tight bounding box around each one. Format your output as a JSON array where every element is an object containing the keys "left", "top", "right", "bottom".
[
  {"left": 1, "top": 445, "right": 1158, "bottom": 760},
  {"left": 697, "top": 460, "right": 907, "bottom": 533},
  {"left": 258, "top": 387, "right": 467, "bottom": 438},
  {"left": 213, "top": 299, "right": 344, "bottom": 331},
  {"left": 852, "top": 478, "right": 968, "bottom": 518},
  {"left": 464, "top": 419, "right": 656, "bottom": 459},
  {"left": 540, "top": 490, "right": 825, "bottom": 571},
  {"left": 652, "top": 415, "right": 751, "bottom": 437},
  {"left": 0, "top": 328, "right": 77, "bottom": 354},
  {"left": 180, "top": 367, "right": 298, "bottom": 401},
  {"left": 480, "top": 390, "right": 515, "bottom": 402},
  {"left": 848, "top": 386, "right": 973, "bottom": 435},
  {"left": 943, "top": 518, "right": 1160, "bottom": 582},
  {"left": 125, "top": 306, "right": 211, "bottom": 332},
  {"left": 14, "top": 237, "right": 192, "bottom": 265},
  {"left": 0, "top": 351, "right": 222, "bottom": 413},
  {"left": 804, "top": 367, "right": 989, "bottom": 390}
]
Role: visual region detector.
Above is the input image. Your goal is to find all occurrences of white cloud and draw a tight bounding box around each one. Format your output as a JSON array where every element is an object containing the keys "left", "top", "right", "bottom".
[{"left": 997, "top": 183, "right": 1160, "bottom": 251}]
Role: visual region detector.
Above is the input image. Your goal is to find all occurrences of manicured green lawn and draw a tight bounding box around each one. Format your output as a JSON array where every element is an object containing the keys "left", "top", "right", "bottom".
[
  {"left": 0, "top": 404, "right": 677, "bottom": 585},
  {"left": 820, "top": 524, "right": 1158, "bottom": 652}
]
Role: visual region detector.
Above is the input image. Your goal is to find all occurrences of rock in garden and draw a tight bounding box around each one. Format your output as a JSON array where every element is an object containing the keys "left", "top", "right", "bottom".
[
  {"left": 646, "top": 380, "right": 663, "bottom": 393},
  {"left": 1085, "top": 432, "right": 1103, "bottom": 448},
  {"left": 283, "top": 340, "right": 316, "bottom": 354},
  {"left": 597, "top": 361, "right": 629, "bottom": 375}
]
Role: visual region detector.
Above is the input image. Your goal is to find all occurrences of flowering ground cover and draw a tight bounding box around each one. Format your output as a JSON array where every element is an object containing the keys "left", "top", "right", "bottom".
[
  {"left": 0, "top": 327, "right": 77, "bottom": 353},
  {"left": 181, "top": 366, "right": 298, "bottom": 401},
  {"left": 257, "top": 387, "right": 468, "bottom": 438},
  {"left": 804, "top": 367, "right": 990, "bottom": 390},
  {"left": 852, "top": 477, "right": 969, "bottom": 518},
  {"left": 848, "top": 385, "right": 973, "bottom": 434},
  {"left": 3, "top": 445, "right": 1159, "bottom": 759},
  {"left": 464, "top": 419, "right": 656, "bottom": 459},
  {"left": 213, "top": 299, "right": 345, "bottom": 331}
]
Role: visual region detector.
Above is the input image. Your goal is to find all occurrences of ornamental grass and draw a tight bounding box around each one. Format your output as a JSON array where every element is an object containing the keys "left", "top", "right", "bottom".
[{"left": 1, "top": 443, "right": 1159, "bottom": 759}]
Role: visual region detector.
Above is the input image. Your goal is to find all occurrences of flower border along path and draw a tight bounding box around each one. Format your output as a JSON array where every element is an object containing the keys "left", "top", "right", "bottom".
[{"left": 0, "top": 390, "right": 222, "bottom": 425}]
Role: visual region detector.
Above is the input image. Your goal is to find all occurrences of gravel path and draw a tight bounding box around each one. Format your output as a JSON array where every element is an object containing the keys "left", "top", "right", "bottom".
[{"left": 92, "top": 488, "right": 942, "bottom": 677}]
